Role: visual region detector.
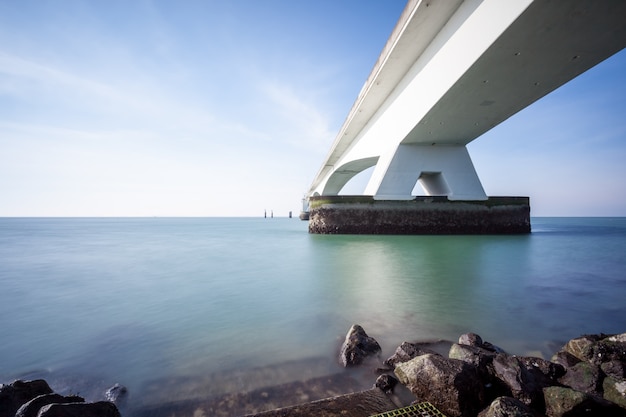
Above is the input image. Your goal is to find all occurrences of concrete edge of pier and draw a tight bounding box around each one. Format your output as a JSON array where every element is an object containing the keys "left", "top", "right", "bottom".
[
  {"left": 244, "top": 388, "right": 399, "bottom": 417},
  {"left": 307, "top": 196, "right": 530, "bottom": 234}
]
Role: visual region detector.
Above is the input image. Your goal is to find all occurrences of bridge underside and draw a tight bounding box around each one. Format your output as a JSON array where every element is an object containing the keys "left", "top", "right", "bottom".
[{"left": 308, "top": 0, "right": 626, "bottom": 206}]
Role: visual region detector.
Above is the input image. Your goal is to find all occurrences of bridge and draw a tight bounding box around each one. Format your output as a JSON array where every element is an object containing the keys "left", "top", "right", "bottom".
[{"left": 304, "top": 0, "right": 626, "bottom": 234}]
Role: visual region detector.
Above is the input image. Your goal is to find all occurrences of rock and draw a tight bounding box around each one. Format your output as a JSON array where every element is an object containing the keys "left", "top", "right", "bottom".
[
  {"left": 595, "top": 334, "right": 626, "bottom": 365},
  {"left": 491, "top": 354, "right": 560, "bottom": 409},
  {"left": 563, "top": 334, "right": 604, "bottom": 363},
  {"left": 15, "top": 394, "right": 84, "bottom": 417},
  {"left": 477, "top": 396, "right": 537, "bottom": 417},
  {"left": 551, "top": 350, "right": 581, "bottom": 368},
  {"left": 606, "top": 333, "right": 626, "bottom": 344},
  {"left": 521, "top": 356, "right": 566, "bottom": 380},
  {"left": 449, "top": 343, "right": 511, "bottom": 401},
  {"left": 374, "top": 374, "right": 398, "bottom": 394},
  {"left": 482, "top": 341, "right": 507, "bottom": 354},
  {"left": 0, "top": 379, "right": 121, "bottom": 417},
  {"left": 562, "top": 333, "right": 626, "bottom": 366},
  {"left": 383, "top": 341, "right": 439, "bottom": 368},
  {"left": 394, "top": 353, "right": 486, "bottom": 417},
  {"left": 543, "top": 386, "right": 625, "bottom": 417},
  {"left": 37, "top": 401, "right": 121, "bottom": 417},
  {"left": 458, "top": 332, "right": 506, "bottom": 353},
  {"left": 602, "top": 360, "right": 626, "bottom": 379},
  {"left": 459, "top": 332, "right": 484, "bottom": 347},
  {"left": 558, "top": 361, "right": 603, "bottom": 395},
  {"left": 603, "top": 376, "right": 626, "bottom": 408},
  {"left": 339, "top": 324, "right": 381, "bottom": 367},
  {"left": 0, "top": 380, "right": 53, "bottom": 417},
  {"left": 104, "top": 383, "right": 128, "bottom": 406},
  {"left": 449, "top": 342, "right": 497, "bottom": 369}
]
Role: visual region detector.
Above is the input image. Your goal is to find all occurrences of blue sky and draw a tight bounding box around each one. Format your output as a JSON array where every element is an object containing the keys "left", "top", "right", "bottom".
[{"left": 1, "top": 1, "right": 625, "bottom": 217}]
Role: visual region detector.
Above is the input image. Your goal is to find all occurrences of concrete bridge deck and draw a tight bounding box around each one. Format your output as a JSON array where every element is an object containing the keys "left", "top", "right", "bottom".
[{"left": 309, "top": 0, "right": 626, "bottom": 200}]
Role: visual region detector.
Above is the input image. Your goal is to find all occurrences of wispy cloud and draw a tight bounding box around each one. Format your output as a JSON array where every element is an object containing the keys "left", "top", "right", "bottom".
[{"left": 255, "top": 80, "right": 336, "bottom": 152}]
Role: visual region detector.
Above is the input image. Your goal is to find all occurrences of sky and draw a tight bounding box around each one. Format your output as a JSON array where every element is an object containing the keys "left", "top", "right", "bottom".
[{"left": 1, "top": 1, "right": 625, "bottom": 217}]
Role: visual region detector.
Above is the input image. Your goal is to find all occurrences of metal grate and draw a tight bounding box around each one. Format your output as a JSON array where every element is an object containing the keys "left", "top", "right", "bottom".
[{"left": 370, "top": 402, "right": 447, "bottom": 417}]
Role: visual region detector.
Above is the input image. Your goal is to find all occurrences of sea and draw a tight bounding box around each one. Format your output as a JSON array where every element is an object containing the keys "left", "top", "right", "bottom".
[{"left": 1, "top": 217, "right": 625, "bottom": 413}]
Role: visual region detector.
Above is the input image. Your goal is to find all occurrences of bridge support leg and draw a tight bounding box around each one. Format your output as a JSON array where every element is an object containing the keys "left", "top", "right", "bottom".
[{"left": 366, "top": 145, "right": 487, "bottom": 201}]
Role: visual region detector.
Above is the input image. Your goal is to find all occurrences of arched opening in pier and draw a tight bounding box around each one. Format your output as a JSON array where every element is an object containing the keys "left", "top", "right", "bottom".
[
  {"left": 411, "top": 171, "right": 450, "bottom": 196},
  {"left": 339, "top": 166, "right": 375, "bottom": 195},
  {"left": 323, "top": 157, "right": 379, "bottom": 195}
]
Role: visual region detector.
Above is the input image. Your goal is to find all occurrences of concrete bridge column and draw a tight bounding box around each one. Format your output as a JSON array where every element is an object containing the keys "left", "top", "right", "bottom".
[{"left": 365, "top": 144, "right": 487, "bottom": 201}]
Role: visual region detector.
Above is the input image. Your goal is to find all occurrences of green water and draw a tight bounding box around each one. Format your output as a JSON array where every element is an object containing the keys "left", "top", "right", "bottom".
[{"left": 0, "top": 217, "right": 624, "bottom": 407}]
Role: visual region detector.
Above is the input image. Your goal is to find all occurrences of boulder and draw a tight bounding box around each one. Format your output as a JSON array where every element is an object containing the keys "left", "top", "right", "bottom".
[
  {"left": 595, "top": 334, "right": 626, "bottom": 364},
  {"left": 603, "top": 376, "right": 626, "bottom": 408},
  {"left": 449, "top": 343, "right": 510, "bottom": 401},
  {"left": 491, "top": 354, "right": 561, "bottom": 409},
  {"left": 0, "top": 380, "right": 53, "bottom": 417},
  {"left": 449, "top": 342, "right": 497, "bottom": 369},
  {"left": 15, "top": 394, "right": 84, "bottom": 417},
  {"left": 543, "top": 386, "right": 625, "bottom": 417},
  {"left": 602, "top": 360, "right": 626, "bottom": 379},
  {"left": 518, "top": 356, "right": 565, "bottom": 380},
  {"left": 374, "top": 374, "right": 398, "bottom": 394},
  {"left": 562, "top": 333, "right": 626, "bottom": 366},
  {"left": 606, "top": 333, "right": 626, "bottom": 344},
  {"left": 477, "top": 396, "right": 537, "bottom": 417},
  {"left": 458, "top": 332, "right": 505, "bottom": 353},
  {"left": 551, "top": 350, "right": 581, "bottom": 368},
  {"left": 394, "top": 353, "right": 486, "bottom": 417},
  {"left": 37, "top": 401, "right": 121, "bottom": 417},
  {"left": 562, "top": 334, "right": 604, "bottom": 363},
  {"left": 459, "top": 332, "right": 484, "bottom": 347},
  {"left": 557, "top": 361, "right": 602, "bottom": 395},
  {"left": 383, "top": 341, "right": 439, "bottom": 368},
  {"left": 339, "top": 324, "right": 381, "bottom": 367},
  {"left": 104, "top": 383, "right": 128, "bottom": 406}
]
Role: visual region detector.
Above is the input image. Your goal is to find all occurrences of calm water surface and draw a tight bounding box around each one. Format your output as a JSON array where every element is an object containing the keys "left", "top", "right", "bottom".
[{"left": 0, "top": 217, "right": 625, "bottom": 406}]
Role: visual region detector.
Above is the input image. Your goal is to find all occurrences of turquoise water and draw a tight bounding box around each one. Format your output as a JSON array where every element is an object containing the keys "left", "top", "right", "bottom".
[{"left": 1, "top": 217, "right": 625, "bottom": 403}]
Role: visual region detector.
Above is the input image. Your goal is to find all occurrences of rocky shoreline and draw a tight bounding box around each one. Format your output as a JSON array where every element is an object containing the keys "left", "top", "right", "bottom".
[
  {"left": 2, "top": 328, "right": 625, "bottom": 417},
  {"left": 340, "top": 325, "right": 626, "bottom": 416}
]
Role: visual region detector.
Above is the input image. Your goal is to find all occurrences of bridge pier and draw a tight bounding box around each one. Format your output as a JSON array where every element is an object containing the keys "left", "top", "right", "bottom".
[
  {"left": 307, "top": 196, "right": 530, "bottom": 234},
  {"left": 368, "top": 144, "right": 487, "bottom": 201}
]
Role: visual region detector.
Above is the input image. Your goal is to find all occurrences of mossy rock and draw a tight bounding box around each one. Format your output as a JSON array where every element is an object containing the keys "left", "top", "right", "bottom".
[
  {"left": 603, "top": 376, "right": 626, "bottom": 408},
  {"left": 543, "top": 386, "right": 624, "bottom": 417}
]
